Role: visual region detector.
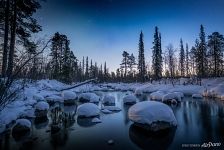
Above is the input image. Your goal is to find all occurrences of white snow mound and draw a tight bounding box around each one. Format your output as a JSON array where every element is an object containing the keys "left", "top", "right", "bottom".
[
  {"left": 128, "top": 101, "right": 177, "bottom": 126},
  {"left": 150, "top": 91, "right": 166, "bottom": 101},
  {"left": 33, "top": 94, "right": 44, "bottom": 101},
  {"left": 78, "top": 93, "right": 100, "bottom": 103},
  {"left": 15, "top": 119, "right": 32, "bottom": 128},
  {"left": 46, "top": 95, "right": 64, "bottom": 103},
  {"left": 62, "top": 91, "right": 77, "bottom": 100},
  {"left": 162, "top": 93, "right": 181, "bottom": 102},
  {"left": 123, "top": 95, "right": 137, "bottom": 104},
  {"left": 77, "top": 103, "right": 100, "bottom": 117},
  {"left": 35, "top": 101, "right": 49, "bottom": 111}
]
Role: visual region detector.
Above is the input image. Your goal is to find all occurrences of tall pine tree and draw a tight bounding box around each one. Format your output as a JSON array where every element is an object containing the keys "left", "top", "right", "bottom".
[
  {"left": 179, "top": 38, "right": 185, "bottom": 77},
  {"left": 152, "top": 26, "right": 162, "bottom": 80},
  {"left": 138, "top": 31, "right": 146, "bottom": 82},
  {"left": 208, "top": 32, "right": 224, "bottom": 77}
]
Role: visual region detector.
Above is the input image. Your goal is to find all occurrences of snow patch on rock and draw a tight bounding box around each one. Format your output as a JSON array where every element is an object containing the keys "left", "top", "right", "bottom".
[
  {"left": 77, "top": 103, "right": 100, "bottom": 117},
  {"left": 78, "top": 93, "right": 100, "bottom": 103},
  {"left": 102, "top": 95, "right": 115, "bottom": 105},
  {"left": 35, "top": 101, "right": 49, "bottom": 111},
  {"left": 62, "top": 91, "right": 77, "bottom": 100},
  {"left": 128, "top": 101, "right": 177, "bottom": 126},
  {"left": 123, "top": 95, "right": 137, "bottom": 104}
]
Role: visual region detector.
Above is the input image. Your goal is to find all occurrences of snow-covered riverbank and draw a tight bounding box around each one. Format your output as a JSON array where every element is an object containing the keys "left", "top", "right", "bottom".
[{"left": 0, "top": 78, "right": 224, "bottom": 134}]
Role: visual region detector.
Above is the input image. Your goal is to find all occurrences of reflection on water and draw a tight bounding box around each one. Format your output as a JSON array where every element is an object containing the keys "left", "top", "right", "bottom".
[
  {"left": 129, "top": 124, "right": 176, "bottom": 150},
  {"left": 1, "top": 91, "right": 224, "bottom": 149}
]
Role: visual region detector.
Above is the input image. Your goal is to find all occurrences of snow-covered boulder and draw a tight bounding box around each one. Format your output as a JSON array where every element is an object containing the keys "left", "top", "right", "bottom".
[
  {"left": 62, "top": 91, "right": 77, "bottom": 100},
  {"left": 192, "top": 94, "right": 203, "bottom": 99},
  {"left": 208, "top": 84, "right": 224, "bottom": 98},
  {"left": 150, "top": 91, "right": 166, "bottom": 101},
  {"left": 46, "top": 95, "right": 64, "bottom": 104},
  {"left": 128, "top": 101, "right": 177, "bottom": 131},
  {"left": 12, "top": 119, "right": 31, "bottom": 136},
  {"left": 35, "top": 101, "right": 49, "bottom": 111},
  {"left": 102, "top": 95, "right": 115, "bottom": 105},
  {"left": 77, "top": 103, "right": 100, "bottom": 117},
  {"left": 173, "top": 92, "right": 184, "bottom": 98},
  {"left": 78, "top": 93, "right": 100, "bottom": 103},
  {"left": 162, "top": 93, "right": 181, "bottom": 103},
  {"left": 135, "top": 88, "right": 143, "bottom": 95},
  {"left": 123, "top": 95, "right": 137, "bottom": 104},
  {"left": 62, "top": 91, "right": 77, "bottom": 105},
  {"left": 33, "top": 94, "right": 44, "bottom": 102},
  {"left": 35, "top": 101, "right": 49, "bottom": 118}
]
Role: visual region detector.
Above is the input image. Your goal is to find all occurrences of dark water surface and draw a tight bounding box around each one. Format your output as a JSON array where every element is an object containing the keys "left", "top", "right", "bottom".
[{"left": 1, "top": 91, "right": 224, "bottom": 150}]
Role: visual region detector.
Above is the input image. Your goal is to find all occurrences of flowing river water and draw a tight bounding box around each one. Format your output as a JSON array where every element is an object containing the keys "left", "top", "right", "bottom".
[{"left": 1, "top": 91, "right": 224, "bottom": 150}]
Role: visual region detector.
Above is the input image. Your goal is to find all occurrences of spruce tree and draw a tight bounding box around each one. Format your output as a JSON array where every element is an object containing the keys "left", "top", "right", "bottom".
[
  {"left": 195, "top": 25, "right": 207, "bottom": 78},
  {"left": 138, "top": 31, "right": 146, "bottom": 82},
  {"left": 120, "top": 51, "right": 129, "bottom": 78},
  {"left": 5, "top": 0, "right": 42, "bottom": 77},
  {"left": 179, "top": 38, "right": 185, "bottom": 77},
  {"left": 152, "top": 26, "right": 162, "bottom": 80},
  {"left": 185, "top": 43, "right": 189, "bottom": 77},
  {"left": 85, "top": 56, "right": 89, "bottom": 79},
  {"left": 208, "top": 32, "right": 224, "bottom": 77}
]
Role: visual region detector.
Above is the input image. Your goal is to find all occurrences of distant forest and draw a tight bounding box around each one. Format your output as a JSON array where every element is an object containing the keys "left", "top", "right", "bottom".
[{"left": 0, "top": 0, "right": 224, "bottom": 84}]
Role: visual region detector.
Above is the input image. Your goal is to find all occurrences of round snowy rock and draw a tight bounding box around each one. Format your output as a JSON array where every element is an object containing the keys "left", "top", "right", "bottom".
[
  {"left": 78, "top": 93, "right": 100, "bottom": 103},
  {"left": 62, "top": 91, "right": 77, "bottom": 100},
  {"left": 102, "top": 95, "right": 115, "bottom": 105},
  {"left": 33, "top": 94, "right": 44, "bottom": 101},
  {"left": 150, "top": 91, "right": 166, "bottom": 101},
  {"left": 12, "top": 119, "right": 31, "bottom": 135},
  {"left": 128, "top": 101, "right": 177, "bottom": 128},
  {"left": 77, "top": 103, "right": 100, "bottom": 117},
  {"left": 35, "top": 101, "right": 49, "bottom": 111},
  {"left": 46, "top": 95, "right": 64, "bottom": 103},
  {"left": 192, "top": 94, "right": 203, "bottom": 99},
  {"left": 15, "top": 119, "right": 32, "bottom": 128},
  {"left": 123, "top": 95, "right": 137, "bottom": 104},
  {"left": 162, "top": 93, "right": 181, "bottom": 102}
]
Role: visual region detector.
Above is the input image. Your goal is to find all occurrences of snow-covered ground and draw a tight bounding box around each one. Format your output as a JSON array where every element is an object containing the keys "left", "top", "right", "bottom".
[{"left": 0, "top": 77, "right": 224, "bottom": 134}]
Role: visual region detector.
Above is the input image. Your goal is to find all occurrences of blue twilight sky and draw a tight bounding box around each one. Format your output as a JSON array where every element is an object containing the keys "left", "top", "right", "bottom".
[{"left": 35, "top": 0, "right": 224, "bottom": 72}]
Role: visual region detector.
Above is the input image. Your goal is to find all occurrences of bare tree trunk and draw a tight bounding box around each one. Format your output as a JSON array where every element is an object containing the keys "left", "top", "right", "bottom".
[
  {"left": 2, "top": 0, "right": 10, "bottom": 77},
  {"left": 7, "top": 0, "right": 17, "bottom": 77}
]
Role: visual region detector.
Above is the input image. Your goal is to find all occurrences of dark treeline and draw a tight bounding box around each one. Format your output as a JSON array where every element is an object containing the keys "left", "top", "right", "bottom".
[
  {"left": 1, "top": 1, "right": 224, "bottom": 84},
  {"left": 117, "top": 25, "right": 224, "bottom": 83}
]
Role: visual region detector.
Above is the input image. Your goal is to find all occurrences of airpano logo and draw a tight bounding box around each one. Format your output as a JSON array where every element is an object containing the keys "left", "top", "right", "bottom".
[
  {"left": 182, "top": 142, "right": 221, "bottom": 148},
  {"left": 201, "top": 142, "right": 221, "bottom": 148}
]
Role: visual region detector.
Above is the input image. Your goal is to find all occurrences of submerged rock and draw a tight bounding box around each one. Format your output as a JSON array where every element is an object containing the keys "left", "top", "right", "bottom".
[
  {"left": 35, "top": 101, "right": 49, "bottom": 118},
  {"left": 128, "top": 101, "right": 177, "bottom": 132},
  {"left": 12, "top": 119, "right": 31, "bottom": 140},
  {"left": 129, "top": 124, "right": 176, "bottom": 150},
  {"left": 107, "top": 139, "right": 114, "bottom": 145}
]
